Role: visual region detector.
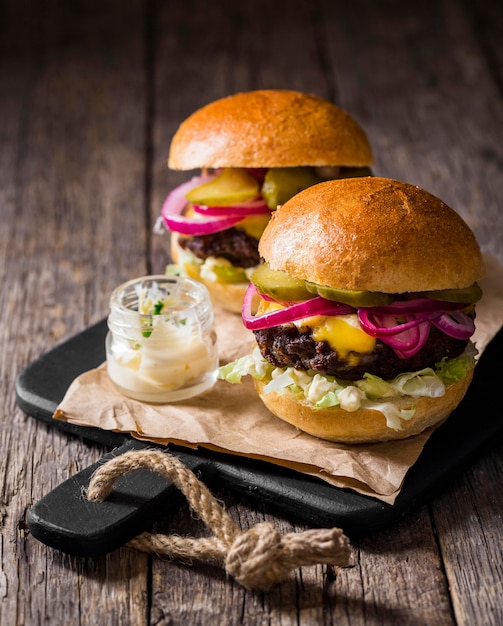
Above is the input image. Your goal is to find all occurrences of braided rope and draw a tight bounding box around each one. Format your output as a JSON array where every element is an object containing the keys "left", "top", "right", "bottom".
[{"left": 87, "top": 449, "right": 351, "bottom": 591}]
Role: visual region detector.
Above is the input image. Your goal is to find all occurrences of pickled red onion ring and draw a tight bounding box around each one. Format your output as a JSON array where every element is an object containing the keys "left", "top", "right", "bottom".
[
  {"left": 161, "top": 174, "right": 245, "bottom": 235},
  {"left": 357, "top": 309, "right": 442, "bottom": 337},
  {"left": 192, "top": 199, "right": 270, "bottom": 217},
  {"left": 242, "top": 284, "right": 354, "bottom": 330},
  {"left": 364, "top": 298, "right": 466, "bottom": 315},
  {"left": 358, "top": 307, "right": 474, "bottom": 341},
  {"left": 380, "top": 321, "right": 431, "bottom": 358},
  {"left": 160, "top": 174, "right": 216, "bottom": 223},
  {"left": 243, "top": 284, "right": 476, "bottom": 359},
  {"left": 431, "top": 310, "right": 475, "bottom": 339},
  {"left": 164, "top": 213, "right": 244, "bottom": 236},
  {"left": 160, "top": 175, "right": 271, "bottom": 235}
]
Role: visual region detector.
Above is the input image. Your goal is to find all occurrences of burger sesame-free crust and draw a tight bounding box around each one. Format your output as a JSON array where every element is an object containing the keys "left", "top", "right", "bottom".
[
  {"left": 254, "top": 367, "right": 474, "bottom": 443},
  {"left": 168, "top": 90, "right": 374, "bottom": 170},
  {"left": 259, "top": 177, "right": 486, "bottom": 293}
]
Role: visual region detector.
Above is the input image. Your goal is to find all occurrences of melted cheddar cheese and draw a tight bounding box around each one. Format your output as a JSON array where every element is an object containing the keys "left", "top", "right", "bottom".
[
  {"left": 235, "top": 214, "right": 271, "bottom": 240},
  {"left": 311, "top": 314, "right": 376, "bottom": 358},
  {"left": 259, "top": 301, "right": 376, "bottom": 361}
]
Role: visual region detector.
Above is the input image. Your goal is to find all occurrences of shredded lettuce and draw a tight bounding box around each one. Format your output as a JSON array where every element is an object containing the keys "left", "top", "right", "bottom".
[
  {"left": 356, "top": 373, "right": 393, "bottom": 399},
  {"left": 165, "top": 249, "right": 257, "bottom": 285},
  {"left": 218, "top": 351, "right": 273, "bottom": 384},
  {"left": 218, "top": 345, "right": 477, "bottom": 431},
  {"left": 315, "top": 390, "right": 340, "bottom": 408},
  {"left": 165, "top": 263, "right": 185, "bottom": 277},
  {"left": 435, "top": 349, "right": 476, "bottom": 384},
  {"left": 360, "top": 401, "right": 416, "bottom": 431},
  {"left": 389, "top": 368, "right": 446, "bottom": 398}
]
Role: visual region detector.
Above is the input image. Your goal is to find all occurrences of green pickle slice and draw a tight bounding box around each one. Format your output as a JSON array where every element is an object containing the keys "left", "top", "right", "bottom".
[
  {"left": 418, "top": 283, "right": 482, "bottom": 303},
  {"left": 251, "top": 264, "right": 313, "bottom": 301},
  {"left": 186, "top": 168, "right": 259, "bottom": 206},
  {"left": 305, "top": 282, "right": 394, "bottom": 306},
  {"left": 212, "top": 265, "right": 248, "bottom": 284},
  {"left": 251, "top": 263, "right": 482, "bottom": 307},
  {"left": 261, "top": 167, "right": 322, "bottom": 209}
]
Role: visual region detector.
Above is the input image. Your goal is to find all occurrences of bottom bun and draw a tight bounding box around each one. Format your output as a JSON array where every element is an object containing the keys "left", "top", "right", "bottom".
[
  {"left": 254, "top": 368, "right": 474, "bottom": 443},
  {"left": 170, "top": 233, "right": 248, "bottom": 314}
]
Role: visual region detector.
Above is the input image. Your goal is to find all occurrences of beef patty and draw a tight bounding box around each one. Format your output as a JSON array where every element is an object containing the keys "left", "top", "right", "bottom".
[
  {"left": 253, "top": 322, "right": 469, "bottom": 381},
  {"left": 178, "top": 228, "right": 260, "bottom": 268}
]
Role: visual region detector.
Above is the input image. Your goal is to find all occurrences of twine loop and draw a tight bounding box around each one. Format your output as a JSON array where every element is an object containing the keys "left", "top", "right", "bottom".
[{"left": 86, "top": 449, "right": 351, "bottom": 591}]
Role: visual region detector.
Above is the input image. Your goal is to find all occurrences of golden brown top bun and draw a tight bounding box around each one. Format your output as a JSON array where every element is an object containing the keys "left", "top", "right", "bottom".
[
  {"left": 254, "top": 366, "right": 474, "bottom": 443},
  {"left": 259, "top": 177, "right": 486, "bottom": 293},
  {"left": 168, "top": 90, "right": 374, "bottom": 170}
]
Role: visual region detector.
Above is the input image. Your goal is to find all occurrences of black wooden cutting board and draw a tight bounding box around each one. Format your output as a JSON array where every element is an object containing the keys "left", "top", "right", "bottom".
[{"left": 15, "top": 319, "right": 503, "bottom": 556}]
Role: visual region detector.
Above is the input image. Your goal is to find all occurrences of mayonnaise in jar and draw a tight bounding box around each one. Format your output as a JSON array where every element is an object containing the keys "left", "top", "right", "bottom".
[{"left": 106, "top": 276, "right": 218, "bottom": 403}]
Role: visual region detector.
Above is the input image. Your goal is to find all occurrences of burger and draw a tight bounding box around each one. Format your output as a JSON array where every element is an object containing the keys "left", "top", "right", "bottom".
[
  {"left": 158, "top": 89, "right": 374, "bottom": 313},
  {"left": 219, "top": 177, "right": 486, "bottom": 443}
]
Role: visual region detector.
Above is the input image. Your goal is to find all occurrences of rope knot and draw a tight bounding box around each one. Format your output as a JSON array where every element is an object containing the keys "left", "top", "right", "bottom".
[
  {"left": 225, "top": 522, "right": 284, "bottom": 590},
  {"left": 86, "top": 449, "right": 351, "bottom": 591}
]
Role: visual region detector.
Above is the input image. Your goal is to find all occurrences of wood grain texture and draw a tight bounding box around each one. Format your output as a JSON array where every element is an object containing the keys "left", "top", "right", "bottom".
[
  {"left": 1, "top": 0, "right": 502, "bottom": 624},
  {"left": 1, "top": 1, "right": 150, "bottom": 624}
]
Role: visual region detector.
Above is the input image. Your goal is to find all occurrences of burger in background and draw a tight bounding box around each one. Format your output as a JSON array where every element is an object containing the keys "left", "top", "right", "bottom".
[
  {"left": 220, "top": 177, "right": 485, "bottom": 443},
  {"left": 157, "top": 90, "right": 374, "bottom": 313}
]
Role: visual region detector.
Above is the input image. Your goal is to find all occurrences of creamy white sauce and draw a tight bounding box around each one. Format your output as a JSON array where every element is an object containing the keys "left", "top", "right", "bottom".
[{"left": 106, "top": 278, "right": 218, "bottom": 403}]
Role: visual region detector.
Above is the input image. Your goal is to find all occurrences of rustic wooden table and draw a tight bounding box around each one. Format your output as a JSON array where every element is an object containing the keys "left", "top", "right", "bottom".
[{"left": 1, "top": 1, "right": 502, "bottom": 624}]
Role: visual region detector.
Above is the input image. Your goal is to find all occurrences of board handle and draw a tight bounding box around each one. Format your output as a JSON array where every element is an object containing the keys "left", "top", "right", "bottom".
[{"left": 28, "top": 440, "right": 211, "bottom": 556}]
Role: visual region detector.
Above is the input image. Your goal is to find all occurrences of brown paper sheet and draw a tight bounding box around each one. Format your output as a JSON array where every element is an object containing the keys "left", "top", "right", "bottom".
[{"left": 54, "top": 255, "right": 503, "bottom": 504}]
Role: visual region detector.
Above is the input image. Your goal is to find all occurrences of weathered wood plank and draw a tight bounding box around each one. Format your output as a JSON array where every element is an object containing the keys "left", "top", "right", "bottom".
[
  {"left": 432, "top": 443, "right": 503, "bottom": 625},
  {"left": 465, "top": 0, "right": 503, "bottom": 84},
  {"left": 0, "top": 1, "right": 150, "bottom": 624}
]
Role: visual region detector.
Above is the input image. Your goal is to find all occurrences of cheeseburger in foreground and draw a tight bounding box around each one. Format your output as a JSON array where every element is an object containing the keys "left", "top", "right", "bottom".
[
  {"left": 158, "top": 90, "right": 373, "bottom": 313},
  {"left": 219, "top": 177, "right": 486, "bottom": 443}
]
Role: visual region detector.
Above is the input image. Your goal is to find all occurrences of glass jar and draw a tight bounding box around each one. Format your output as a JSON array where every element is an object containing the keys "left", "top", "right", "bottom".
[{"left": 106, "top": 275, "right": 218, "bottom": 403}]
